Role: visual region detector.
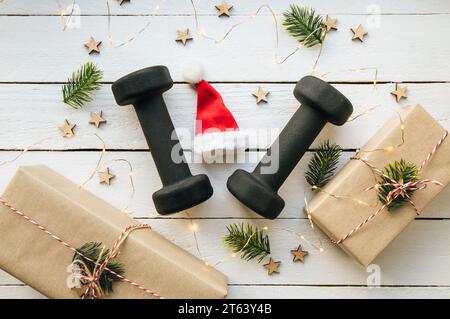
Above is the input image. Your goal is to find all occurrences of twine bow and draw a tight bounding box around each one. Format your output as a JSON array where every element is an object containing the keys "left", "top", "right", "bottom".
[
  {"left": 374, "top": 179, "right": 441, "bottom": 207},
  {"left": 333, "top": 129, "right": 448, "bottom": 245},
  {"left": 68, "top": 225, "right": 148, "bottom": 299}
]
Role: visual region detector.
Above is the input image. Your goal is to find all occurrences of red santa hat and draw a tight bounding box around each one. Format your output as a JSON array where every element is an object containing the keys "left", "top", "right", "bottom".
[{"left": 183, "top": 63, "right": 247, "bottom": 155}]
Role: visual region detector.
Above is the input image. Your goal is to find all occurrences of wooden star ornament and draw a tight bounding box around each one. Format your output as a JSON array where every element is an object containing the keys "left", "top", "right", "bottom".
[
  {"left": 84, "top": 37, "right": 102, "bottom": 54},
  {"left": 175, "top": 29, "right": 193, "bottom": 45},
  {"left": 98, "top": 168, "right": 115, "bottom": 185},
  {"left": 390, "top": 84, "right": 408, "bottom": 102},
  {"left": 215, "top": 2, "right": 233, "bottom": 17},
  {"left": 291, "top": 245, "right": 309, "bottom": 263},
  {"left": 252, "top": 87, "right": 269, "bottom": 104},
  {"left": 351, "top": 24, "right": 368, "bottom": 42},
  {"left": 323, "top": 15, "right": 337, "bottom": 32},
  {"left": 89, "top": 111, "right": 107, "bottom": 128},
  {"left": 59, "top": 119, "right": 76, "bottom": 138},
  {"left": 263, "top": 258, "right": 281, "bottom": 275}
]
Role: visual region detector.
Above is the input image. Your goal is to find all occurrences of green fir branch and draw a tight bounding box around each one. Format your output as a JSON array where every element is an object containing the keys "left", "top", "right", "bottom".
[
  {"left": 306, "top": 140, "right": 341, "bottom": 189},
  {"left": 62, "top": 62, "right": 103, "bottom": 108},
  {"left": 282, "top": 4, "right": 326, "bottom": 48},
  {"left": 224, "top": 223, "right": 270, "bottom": 263},
  {"left": 377, "top": 159, "right": 420, "bottom": 211},
  {"left": 73, "top": 241, "right": 124, "bottom": 295}
]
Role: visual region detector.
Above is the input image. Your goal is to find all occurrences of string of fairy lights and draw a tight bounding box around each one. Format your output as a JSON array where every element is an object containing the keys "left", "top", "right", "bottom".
[
  {"left": 56, "top": 0, "right": 76, "bottom": 31},
  {"left": 53, "top": 0, "right": 385, "bottom": 94},
  {"left": 106, "top": 0, "right": 153, "bottom": 48},
  {"left": 0, "top": 133, "right": 137, "bottom": 214},
  {"left": 55, "top": 0, "right": 326, "bottom": 67}
]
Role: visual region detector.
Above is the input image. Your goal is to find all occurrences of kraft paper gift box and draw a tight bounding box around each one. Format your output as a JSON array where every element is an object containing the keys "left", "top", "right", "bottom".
[
  {"left": 0, "top": 165, "right": 228, "bottom": 298},
  {"left": 307, "top": 105, "right": 450, "bottom": 267}
]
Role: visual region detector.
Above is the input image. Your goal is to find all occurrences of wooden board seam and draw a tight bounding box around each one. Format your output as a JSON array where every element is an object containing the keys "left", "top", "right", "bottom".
[
  {"left": 2, "top": 283, "right": 450, "bottom": 288},
  {"left": 1, "top": 81, "right": 450, "bottom": 85}
]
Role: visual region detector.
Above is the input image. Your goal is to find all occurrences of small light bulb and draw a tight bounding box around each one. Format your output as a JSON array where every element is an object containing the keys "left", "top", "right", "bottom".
[
  {"left": 357, "top": 200, "right": 363, "bottom": 204},
  {"left": 311, "top": 185, "right": 318, "bottom": 190},
  {"left": 263, "top": 226, "right": 269, "bottom": 231},
  {"left": 190, "top": 223, "right": 198, "bottom": 232},
  {"left": 198, "top": 28, "right": 206, "bottom": 37},
  {"left": 231, "top": 253, "right": 236, "bottom": 258},
  {"left": 319, "top": 247, "right": 324, "bottom": 252},
  {"left": 204, "top": 261, "right": 209, "bottom": 266},
  {"left": 300, "top": 235, "right": 305, "bottom": 240},
  {"left": 385, "top": 146, "right": 394, "bottom": 152},
  {"left": 400, "top": 124, "right": 405, "bottom": 130}
]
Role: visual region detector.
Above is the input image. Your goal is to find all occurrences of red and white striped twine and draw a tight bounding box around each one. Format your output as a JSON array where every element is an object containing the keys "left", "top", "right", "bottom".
[
  {"left": 420, "top": 130, "right": 448, "bottom": 171},
  {"left": 0, "top": 197, "right": 162, "bottom": 299},
  {"left": 333, "top": 129, "right": 448, "bottom": 245}
]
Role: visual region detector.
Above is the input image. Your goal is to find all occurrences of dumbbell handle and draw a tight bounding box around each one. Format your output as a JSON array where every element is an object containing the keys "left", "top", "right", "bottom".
[
  {"left": 253, "top": 104, "right": 326, "bottom": 190},
  {"left": 134, "top": 94, "right": 192, "bottom": 186}
]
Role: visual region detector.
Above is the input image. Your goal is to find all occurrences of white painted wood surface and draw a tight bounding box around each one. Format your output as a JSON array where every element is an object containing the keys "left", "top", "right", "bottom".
[{"left": 0, "top": 0, "right": 449, "bottom": 299}]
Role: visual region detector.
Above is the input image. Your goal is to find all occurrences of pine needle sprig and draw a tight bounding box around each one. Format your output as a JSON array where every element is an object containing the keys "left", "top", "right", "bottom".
[
  {"left": 306, "top": 140, "right": 342, "bottom": 189},
  {"left": 73, "top": 241, "right": 124, "bottom": 295},
  {"left": 62, "top": 62, "right": 103, "bottom": 108},
  {"left": 224, "top": 223, "right": 270, "bottom": 263},
  {"left": 282, "top": 4, "right": 326, "bottom": 48},
  {"left": 377, "top": 159, "right": 420, "bottom": 211}
]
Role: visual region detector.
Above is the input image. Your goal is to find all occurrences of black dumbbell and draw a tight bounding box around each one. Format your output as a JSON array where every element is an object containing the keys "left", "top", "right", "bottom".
[
  {"left": 227, "top": 76, "right": 353, "bottom": 219},
  {"left": 112, "top": 65, "right": 213, "bottom": 215}
]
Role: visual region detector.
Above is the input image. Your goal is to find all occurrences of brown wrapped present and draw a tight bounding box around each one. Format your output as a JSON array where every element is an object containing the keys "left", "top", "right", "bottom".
[
  {"left": 0, "top": 165, "right": 228, "bottom": 298},
  {"left": 308, "top": 105, "right": 450, "bottom": 267}
]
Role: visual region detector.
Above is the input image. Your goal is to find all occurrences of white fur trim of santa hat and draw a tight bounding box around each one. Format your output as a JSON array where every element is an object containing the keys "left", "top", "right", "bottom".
[{"left": 193, "top": 130, "right": 248, "bottom": 155}]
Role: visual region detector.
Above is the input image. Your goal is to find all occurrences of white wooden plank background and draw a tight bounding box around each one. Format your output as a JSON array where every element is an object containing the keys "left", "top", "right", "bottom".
[
  {"left": 1, "top": 15, "right": 450, "bottom": 82},
  {"left": 0, "top": 0, "right": 449, "bottom": 299}
]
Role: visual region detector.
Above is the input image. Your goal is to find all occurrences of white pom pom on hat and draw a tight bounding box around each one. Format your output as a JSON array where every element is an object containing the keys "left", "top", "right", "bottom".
[{"left": 182, "top": 62, "right": 205, "bottom": 84}]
